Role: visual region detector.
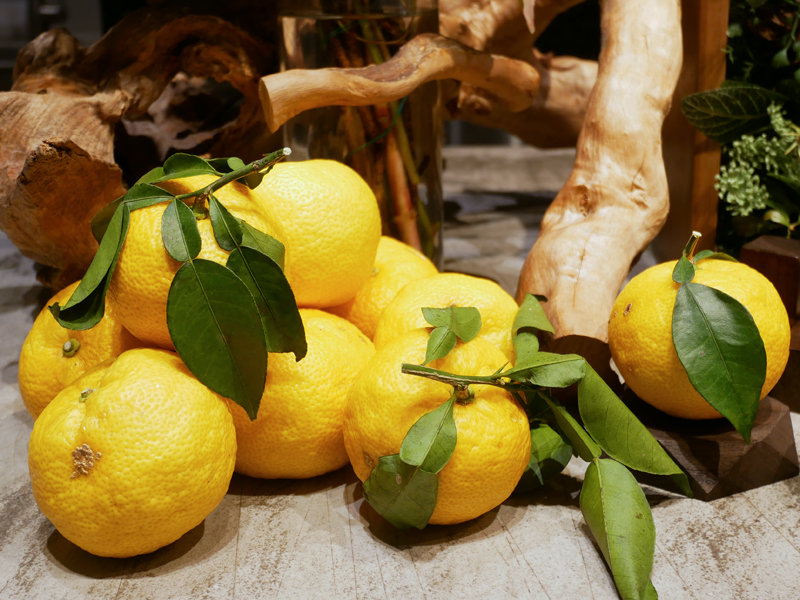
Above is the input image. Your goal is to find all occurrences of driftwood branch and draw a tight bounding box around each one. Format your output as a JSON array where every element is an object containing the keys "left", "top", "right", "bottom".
[
  {"left": 0, "top": 7, "right": 273, "bottom": 289},
  {"left": 516, "top": 0, "right": 682, "bottom": 342},
  {"left": 259, "top": 33, "right": 541, "bottom": 133}
]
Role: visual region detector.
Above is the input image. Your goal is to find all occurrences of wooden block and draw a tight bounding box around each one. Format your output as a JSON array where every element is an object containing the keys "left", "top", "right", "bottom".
[
  {"left": 740, "top": 236, "right": 800, "bottom": 322},
  {"left": 624, "top": 392, "right": 799, "bottom": 501}
]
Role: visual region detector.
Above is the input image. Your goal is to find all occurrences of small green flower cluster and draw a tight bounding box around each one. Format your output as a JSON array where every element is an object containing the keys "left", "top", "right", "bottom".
[{"left": 716, "top": 103, "right": 800, "bottom": 219}]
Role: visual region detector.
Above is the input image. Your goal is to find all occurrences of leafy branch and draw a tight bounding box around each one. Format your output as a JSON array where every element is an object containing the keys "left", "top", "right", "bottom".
[
  {"left": 49, "top": 149, "right": 304, "bottom": 419},
  {"left": 363, "top": 295, "right": 690, "bottom": 600}
]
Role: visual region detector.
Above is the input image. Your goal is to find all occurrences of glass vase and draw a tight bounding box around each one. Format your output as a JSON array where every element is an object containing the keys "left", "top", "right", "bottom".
[{"left": 278, "top": 0, "right": 443, "bottom": 267}]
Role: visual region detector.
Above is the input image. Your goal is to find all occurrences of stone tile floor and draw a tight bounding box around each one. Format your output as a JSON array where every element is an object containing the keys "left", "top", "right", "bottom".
[{"left": 1, "top": 147, "right": 799, "bottom": 599}]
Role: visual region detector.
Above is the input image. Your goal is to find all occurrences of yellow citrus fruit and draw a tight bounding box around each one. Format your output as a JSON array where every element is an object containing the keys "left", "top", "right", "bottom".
[
  {"left": 254, "top": 160, "right": 381, "bottom": 308},
  {"left": 328, "top": 236, "right": 439, "bottom": 339},
  {"left": 28, "top": 348, "right": 236, "bottom": 558},
  {"left": 373, "top": 272, "right": 519, "bottom": 361},
  {"left": 225, "top": 309, "right": 375, "bottom": 479},
  {"left": 608, "top": 259, "right": 791, "bottom": 420},
  {"left": 19, "top": 280, "right": 142, "bottom": 419},
  {"left": 107, "top": 175, "right": 285, "bottom": 349},
  {"left": 344, "top": 329, "right": 530, "bottom": 525}
]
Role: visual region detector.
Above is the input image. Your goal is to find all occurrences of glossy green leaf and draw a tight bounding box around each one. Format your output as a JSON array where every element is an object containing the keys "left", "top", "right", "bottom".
[
  {"left": 680, "top": 85, "right": 788, "bottom": 142},
  {"left": 578, "top": 366, "right": 691, "bottom": 496},
  {"left": 521, "top": 389, "right": 550, "bottom": 421},
  {"left": 423, "top": 326, "right": 458, "bottom": 365},
  {"left": 503, "top": 352, "right": 586, "bottom": 388},
  {"left": 399, "top": 395, "right": 456, "bottom": 474},
  {"left": 672, "top": 282, "right": 766, "bottom": 443},
  {"left": 136, "top": 166, "right": 166, "bottom": 184},
  {"left": 515, "top": 422, "right": 573, "bottom": 493},
  {"left": 672, "top": 256, "right": 695, "bottom": 284},
  {"left": 208, "top": 194, "right": 244, "bottom": 252},
  {"left": 227, "top": 246, "right": 307, "bottom": 358},
  {"left": 422, "top": 306, "right": 482, "bottom": 342},
  {"left": 580, "top": 459, "right": 656, "bottom": 600},
  {"left": 161, "top": 200, "right": 202, "bottom": 262},
  {"left": 512, "top": 293, "right": 554, "bottom": 363},
  {"left": 162, "top": 153, "right": 217, "bottom": 178},
  {"left": 362, "top": 455, "right": 438, "bottom": 530},
  {"left": 227, "top": 157, "right": 247, "bottom": 171},
  {"left": 241, "top": 221, "right": 285, "bottom": 270},
  {"left": 50, "top": 204, "right": 130, "bottom": 330},
  {"left": 242, "top": 171, "right": 266, "bottom": 190},
  {"left": 166, "top": 259, "right": 267, "bottom": 420},
  {"left": 541, "top": 393, "right": 601, "bottom": 461},
  {"left": 513, "top": 293, "right": 555, "bottom": 335},
  {"left": 693, "top": 250, "right": 738, "bottom": 263},
  {"left": 91, "top": 183, "right": 174, "bottom": 242}
]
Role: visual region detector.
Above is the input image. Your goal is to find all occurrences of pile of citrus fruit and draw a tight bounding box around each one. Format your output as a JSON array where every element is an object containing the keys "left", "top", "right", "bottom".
[
  {"left": 21, "top": 156, "right": 792, "bottom": 560},
  {"left": 22, "top": 158, "right": 529, "bottom": 557}
]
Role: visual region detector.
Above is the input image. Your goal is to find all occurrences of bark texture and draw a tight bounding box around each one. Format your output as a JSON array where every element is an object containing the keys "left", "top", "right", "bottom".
[{"left": 516, "top": 0, "right": 683, "bottom": 342}]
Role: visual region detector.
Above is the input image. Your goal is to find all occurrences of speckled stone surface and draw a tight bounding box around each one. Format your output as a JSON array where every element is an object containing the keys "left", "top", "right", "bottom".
[{"left": 1, "top": 148, "right": 799, "bottom": 599}]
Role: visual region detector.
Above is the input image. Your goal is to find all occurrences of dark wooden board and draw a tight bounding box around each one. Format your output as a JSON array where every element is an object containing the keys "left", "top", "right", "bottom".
[{"left": 624, "top": 392, "right": 799, "bottom": 501}]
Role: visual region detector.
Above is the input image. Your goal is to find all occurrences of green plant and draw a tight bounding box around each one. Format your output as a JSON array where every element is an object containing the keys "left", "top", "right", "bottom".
[{"left": 682, "top": 0, "right": 799, "bottom": 252}]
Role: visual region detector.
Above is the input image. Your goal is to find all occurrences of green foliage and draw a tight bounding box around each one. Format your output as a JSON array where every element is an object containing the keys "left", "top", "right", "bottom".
[
  {"left": 383, "top": 297, "right": 690, "bottom": 600},
  {"left": 668, "top": 235, "right": 766, "bottom": 442},
  {"left": 420, "top": 306, "right": 482, "bottom": 364},
  {"left": 51, "top": 149, "right": 301, "bottom": 419},
  {"left": 682, "top": 2, "right": 800, "bottom": 252},
  {"left": 580, "top": 460, "right": 657, "bottom": 600}
]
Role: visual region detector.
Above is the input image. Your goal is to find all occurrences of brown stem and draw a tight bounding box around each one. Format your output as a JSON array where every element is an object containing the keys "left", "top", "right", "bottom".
[{"left": 386, "top": 129, "right": 420, "bottom": 250}]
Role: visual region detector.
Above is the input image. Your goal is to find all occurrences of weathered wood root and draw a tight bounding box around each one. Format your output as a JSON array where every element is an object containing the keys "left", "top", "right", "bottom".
[
  {"left": 0, "top": 8, "right": 272, "bottom": 289},
  {"left": 259, "top": 33, "right": 541, "bottom": 132},
  {"left": 516, "top": 0, "right": 683, "bottom": 343}
]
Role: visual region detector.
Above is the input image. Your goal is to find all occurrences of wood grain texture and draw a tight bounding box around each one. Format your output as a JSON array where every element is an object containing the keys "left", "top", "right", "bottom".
[
  {"left": 629, "top": 394, "right": 799, "bottom": 502},
  {"left": 259, "top": 33, "right": 541, "bottom": 132},
  {"left": 516, "top": 0, "right": 682, "bottom": 341},
  {"left": 655, "top": 0, "right": 729, "bottom": 261}
]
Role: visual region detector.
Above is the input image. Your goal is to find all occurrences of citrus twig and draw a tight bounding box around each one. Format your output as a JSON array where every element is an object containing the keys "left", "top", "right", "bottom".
[
  {"left": 176, "top": 148, "right": 291, "bottom": 212},
  {"left": 401, "top": 363, "right": 534, "bottom": 394}
]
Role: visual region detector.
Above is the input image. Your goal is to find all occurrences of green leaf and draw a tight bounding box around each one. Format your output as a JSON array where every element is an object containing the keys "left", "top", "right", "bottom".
[
  {"left": 672, "top": 282, "right": 766, "bottom": 443},
  {"left": 162, "top": 153, "right": 217, "bottom": 178},
  {"left": 521, "top": 389, "right": 551, "bottom": 421},
  {"left": 423, "top": 326, "right": 458, "bottom": 364},
  {"left": 241, "top": 221, "right": 285, "bottom": 270},
  {"left": 772, "top": 47, "right": 791, "bottom": 69},
  {"left": 136, "top": 166, "right": 166, "bottom": 184},
  {"left": 580, "top": 459, "right": 657, "bottom": 600},
  {"left": 227, "top": 157, "right": 247, "bottom": 171},
  {"left": 208, "top": 194, "right": 244, "bottom": 252},
  {"left": 512, "top": 293, "right": 554, "bottom": 364},
  {"left": 503, "top": 352, "right": 586, "bottom": 388},
  {"left": 513, "top": 293, "right": 555, "bottom": 335},
  {"left": 362, "top": 455, "right": 438, "bottom": 530},
  {"left": 671, "top": 256, "right": 695, "bottom": 284},
  {"left": 50, "top": 204, "right": 130, "bottom": 330},
  {"left": 422, "top": 306, "right": 482, "bottom": 342},
  {"left": 91, "top": 183, "right": 174, "bottom": 243},
  {"left": 578, "top": 366, "right": 691, "bottom": 496},
  {"left": 161, "top": 200, "right": 202, "bottom": 262},
  {"left": 541, "top": 393, "right": 602, "bottom": 462},
  {"left": 166, "top": 259, "right": 267, "bottom": 420},
  {"left": 769, "top": 173, "right": 800, "bottom": 194},
  {"left": 242, "top": 171, "right": 266, "bottom": 190},
  {"left": 515, "top": 421, "right": 573, "bottom": 493},
  {"left": 399, "top": 395, "right": 457, "bottom": 474},
  {"left": 693, "top": 250, "right": 738, "bottom": 263},
  {"left": 680, "top": 85, "right": 788, "bottom": 142},
  {"left": 227, "top": 246, "right": 307, "bottom": 358}
]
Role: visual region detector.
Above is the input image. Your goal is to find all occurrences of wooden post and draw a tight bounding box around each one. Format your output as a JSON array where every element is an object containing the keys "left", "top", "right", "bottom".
[{"left": 656, "top": 0, "right": 730, "bottom": 260}]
